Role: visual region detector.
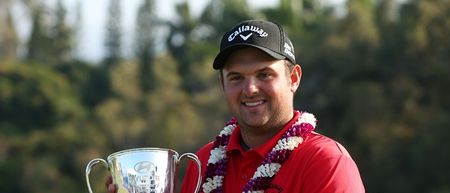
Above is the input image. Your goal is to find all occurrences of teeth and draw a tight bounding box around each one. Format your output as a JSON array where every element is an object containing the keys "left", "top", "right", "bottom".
[{"left": 245, "top": 101, "right": 263, "bottom": 107}]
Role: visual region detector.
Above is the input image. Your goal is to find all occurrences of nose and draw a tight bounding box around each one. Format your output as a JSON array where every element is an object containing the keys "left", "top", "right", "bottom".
[{"left": 243, "top": 78, "right": 259, "bottom": 97}]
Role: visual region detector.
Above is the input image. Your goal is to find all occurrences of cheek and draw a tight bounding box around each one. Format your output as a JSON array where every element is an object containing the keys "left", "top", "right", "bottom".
[
  {"left": 223, "top": 86, "right": 240, "bottom": 101},
  {"left": 270, "top": 81, "right": 293, "bottom": 99}
]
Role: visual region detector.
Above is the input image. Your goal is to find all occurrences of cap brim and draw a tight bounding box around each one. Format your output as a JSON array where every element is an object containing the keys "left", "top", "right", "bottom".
[{"left": 213, "top": 43, "right": 287, "bottom": 70}]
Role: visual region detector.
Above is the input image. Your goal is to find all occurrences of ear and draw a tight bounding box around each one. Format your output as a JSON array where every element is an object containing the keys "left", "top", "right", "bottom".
[{"left": 290, "top": 64, "right": 302, "bottom": 93}]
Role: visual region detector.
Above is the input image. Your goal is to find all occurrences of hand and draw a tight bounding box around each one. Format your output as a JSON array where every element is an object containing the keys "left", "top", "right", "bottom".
[{"left": 105, "top": 175, "right": 118, "bottom": 193}]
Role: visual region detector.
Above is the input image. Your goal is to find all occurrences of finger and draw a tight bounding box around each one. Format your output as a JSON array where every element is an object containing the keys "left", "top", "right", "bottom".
[
  {"left": 108, "top": 183, "right": 118, "bottom": 193},
  {"left": 105, "top": 175, "right": 113, "bottom": 188}
]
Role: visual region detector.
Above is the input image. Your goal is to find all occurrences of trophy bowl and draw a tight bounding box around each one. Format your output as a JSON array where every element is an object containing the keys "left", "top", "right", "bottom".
[{"left": 85, "top": 147, "right": 201, "bottom": 193}]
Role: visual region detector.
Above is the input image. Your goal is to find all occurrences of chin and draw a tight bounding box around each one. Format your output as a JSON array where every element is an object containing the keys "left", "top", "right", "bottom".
[{"left": 239, "top": 116, "right": 268, "bottom": 128}]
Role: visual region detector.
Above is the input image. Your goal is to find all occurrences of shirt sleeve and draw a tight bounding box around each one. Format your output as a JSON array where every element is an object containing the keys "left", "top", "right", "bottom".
[{"left": 301, "top": 141, "right": 365, "bottom": 193}]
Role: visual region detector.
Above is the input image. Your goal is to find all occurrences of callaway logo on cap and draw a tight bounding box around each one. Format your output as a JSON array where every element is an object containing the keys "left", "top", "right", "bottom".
[{"left": 213, "top": 20, "right": 296, "bottom": 70}]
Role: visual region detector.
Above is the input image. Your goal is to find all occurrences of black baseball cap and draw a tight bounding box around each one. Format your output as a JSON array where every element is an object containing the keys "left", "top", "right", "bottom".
[{"left": 213, "top": 20, "right": 296, "bottom": 70}]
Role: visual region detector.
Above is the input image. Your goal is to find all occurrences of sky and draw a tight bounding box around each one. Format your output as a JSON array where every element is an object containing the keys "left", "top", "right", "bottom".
[
  {"left": 78, "top": 0, "right": 218, "bottom": 61},
  {"left": 12, "top": 0, "right": 344, "bottom": 62}
]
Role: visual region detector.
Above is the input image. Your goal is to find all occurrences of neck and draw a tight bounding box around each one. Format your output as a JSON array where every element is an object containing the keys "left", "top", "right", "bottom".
[
  {"left": 240, "top": 127, "right": 279, "bottom": 148},
  {"left": 240, "top": 136, "right": 251, "bottom": 151}
]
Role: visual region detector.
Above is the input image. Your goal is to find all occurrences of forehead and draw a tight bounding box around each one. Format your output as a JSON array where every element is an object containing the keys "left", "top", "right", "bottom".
[{"left": 224, "top": 47, "right": 274, "bottom": 65}]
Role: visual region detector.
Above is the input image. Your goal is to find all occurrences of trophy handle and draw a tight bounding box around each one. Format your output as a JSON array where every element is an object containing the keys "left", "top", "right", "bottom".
[
  {"left": 179, "top": 153, "right": 202, "bottom": 193},
  {"left": 85, "top": 158, "right": 108, "bottom": 193}
]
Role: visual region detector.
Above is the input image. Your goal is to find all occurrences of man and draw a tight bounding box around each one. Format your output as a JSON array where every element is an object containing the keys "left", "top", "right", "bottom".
[
  {"left": 106, "top": 20, "right": 365, "bottom": 193},
  {"left": 180, "top": 20, "right": 365, "bottom": 193}
]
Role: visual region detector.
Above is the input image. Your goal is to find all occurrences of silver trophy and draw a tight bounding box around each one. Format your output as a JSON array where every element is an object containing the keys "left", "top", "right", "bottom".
[{"left": 85, "top": 147, "right": 201, "bottom": 193}]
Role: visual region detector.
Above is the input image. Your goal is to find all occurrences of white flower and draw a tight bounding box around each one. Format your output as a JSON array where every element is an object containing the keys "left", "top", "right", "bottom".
[
  {"left": 298, "top": 112, "right": 317, "bottom": 128},
  {"left": 207, "top": 146, "right": 226, "bottom": 164},
  {"left": 220, "top": 124, "right": 235, "bottom": 136},
  {"left": 202, "top": 176, "right": 224, "bottom": 193},
  {"left": 253, "top": 163, "right": 281, "bottom": 178},
  {"left": 273, "top": 136, "right": 303, "bottom": 151}
]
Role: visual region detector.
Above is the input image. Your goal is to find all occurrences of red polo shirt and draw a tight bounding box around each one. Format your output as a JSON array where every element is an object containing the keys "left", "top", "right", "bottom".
[{"left": 180, "top": 112, "right": 365, "bottom": 193}]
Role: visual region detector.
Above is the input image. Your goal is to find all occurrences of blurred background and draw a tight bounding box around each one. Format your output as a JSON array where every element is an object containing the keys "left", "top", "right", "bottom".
[{"left": 0, "top": 0, "right": 449, "bottom": 192}]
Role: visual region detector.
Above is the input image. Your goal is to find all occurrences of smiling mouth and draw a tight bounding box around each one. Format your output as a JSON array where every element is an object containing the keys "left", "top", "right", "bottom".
[{"left": 243, "top": 100, "right": 265, "bottom": 107}]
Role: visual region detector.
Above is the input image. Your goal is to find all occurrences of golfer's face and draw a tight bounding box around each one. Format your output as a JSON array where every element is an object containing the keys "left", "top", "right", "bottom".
[{"left": 221, "top": 47, "right": 299, "bottom": 131}]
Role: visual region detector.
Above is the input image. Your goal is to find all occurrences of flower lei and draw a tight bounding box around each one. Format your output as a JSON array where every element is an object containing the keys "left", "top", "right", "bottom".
[{"left": 202, "top": 111, "right": 317, "bottom": 193}]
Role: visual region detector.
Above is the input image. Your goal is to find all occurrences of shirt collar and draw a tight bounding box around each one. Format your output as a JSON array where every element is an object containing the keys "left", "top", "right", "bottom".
[{"left": 227, "top": 111, "right": 301, "bottom": 157}]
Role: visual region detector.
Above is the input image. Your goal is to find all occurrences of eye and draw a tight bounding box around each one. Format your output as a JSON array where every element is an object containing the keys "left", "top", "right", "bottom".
[
  {"left": 227, "top": 74, "right": 243, "bottom": 83},
  {"left": 258, "top": 72, "right": 273, "bottom": 80}
]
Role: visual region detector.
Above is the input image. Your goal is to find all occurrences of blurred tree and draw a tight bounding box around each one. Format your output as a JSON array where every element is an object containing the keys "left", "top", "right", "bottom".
[
  {"left": 0, "top": 63, "right": 85, "bottom": 134},
  {"left": 375, "top": 0, "right": 396, "bottom": 29},
  {"left": 134, "top": 0, "right": 158, "bottom": 93},
  {"left": 49, "top": 0, "right": 74, "bottom": 65},
  {"left": 93, "top": 60, "right": 145, "bottom": 149},
  {"left": 341, "top": 0, "right": 379, "bottom": 64},
  {"left": 200, "top": 0, "right": 262, "bottom": 41},
  {"left": 0, "top": 0, "right": 18, "bottom": 60},
  {"left": 21, "top": 0, "right": 76, "bottom": 66},
  {"left": 26, "top": 2, "right": 52, "bottom": 64},
  {"left": 56, "top": 60, "right": 112, "bottom": 108},
  {"left": 92, "top": 54, "right": 204, "bottom": 151},
  {"left": 0, "top": 61, "right": 87, "bottom": 193},
  {"left": 374, "top": 0, "right": 400, "bottom": 72},
  {"left": 166, "top": 2, "right": 209, "bottom": 93},
  {"left": 399, "top": 0, "right": 450, "bottom": 65},
  {"left": 262, "top": 0, "right": 331, "bottom": 64},
  {"left": 262, "top": 0, "right": 320, "bottom": 30},
  {"left": 144, "top": 53, "right": 204, "bottom": 149},
  {"left": 369, "top": 0, "right": 450, "bottom": 192},
  {"left": 103, "top": 0, "right": 122, "bottom": 68}
]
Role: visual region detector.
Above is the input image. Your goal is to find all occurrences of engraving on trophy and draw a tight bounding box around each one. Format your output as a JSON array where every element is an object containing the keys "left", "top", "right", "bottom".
[
  {"left": 122, "top": 161, "right": 161, "bottom": 193},
  {"left": 135, "top": 161, "right": 155, "bottom": 173}
]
